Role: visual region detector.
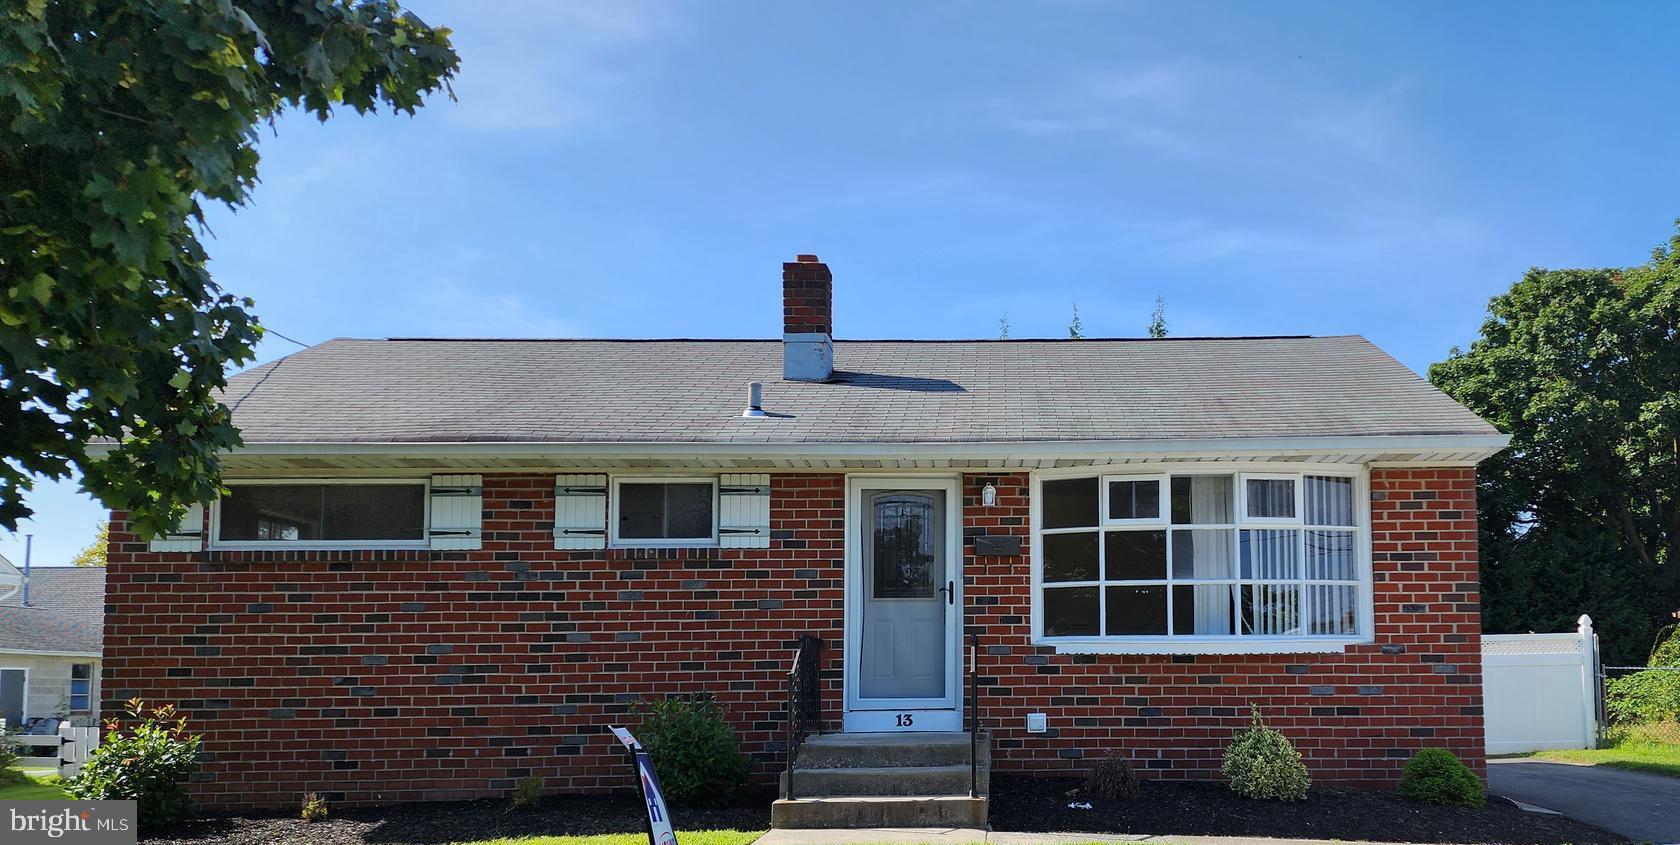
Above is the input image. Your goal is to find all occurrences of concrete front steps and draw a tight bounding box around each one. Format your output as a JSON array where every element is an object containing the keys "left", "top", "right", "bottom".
[{"left": 771, "top": 732, "right": 989, "bottom": 829}]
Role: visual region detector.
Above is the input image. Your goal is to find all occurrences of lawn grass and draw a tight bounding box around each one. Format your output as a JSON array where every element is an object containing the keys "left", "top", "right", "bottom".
[
  {"left": 1532, "top": 723, "right": 1680, "bottom": 778},
  {"left": 0, "top": 774, "right": 71, "bottom": 800},
  {"left": 458, "top": 832, "right": 763, "bottom": 845}
]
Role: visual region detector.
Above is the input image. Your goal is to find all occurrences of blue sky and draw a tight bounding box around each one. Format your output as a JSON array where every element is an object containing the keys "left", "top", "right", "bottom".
[{"left": 6, "top": 1, "right": 1679, "bottom": 568}]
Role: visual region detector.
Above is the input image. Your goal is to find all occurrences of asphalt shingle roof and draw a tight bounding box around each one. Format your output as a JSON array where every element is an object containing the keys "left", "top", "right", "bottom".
[
  {"left": 218, "top": 336, "right": 1496, "bottom": 444},
  {"left": 0, "top": 567, "right": 104, "bottom": 655}
]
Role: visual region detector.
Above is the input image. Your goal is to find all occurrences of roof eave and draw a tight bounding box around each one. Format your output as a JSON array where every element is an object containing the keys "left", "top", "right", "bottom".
[
  {"left": 184, "top": 433, "right": 1510, "bottom": 469},
  {"left": 0, "top": 647, "right": 102, "bottom": 658}
]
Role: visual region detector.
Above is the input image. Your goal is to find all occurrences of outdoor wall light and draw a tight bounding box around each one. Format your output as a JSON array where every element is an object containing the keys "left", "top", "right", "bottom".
[{"left": 980, "top": 481, "right": 998, "bottom": 507}]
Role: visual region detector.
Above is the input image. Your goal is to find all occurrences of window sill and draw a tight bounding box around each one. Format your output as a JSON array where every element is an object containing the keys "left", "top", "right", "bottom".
[
  {"left": 208, "top": 541, "right": 432, "bottom": 552},
  {"left": 609, "top": 540, "right": 721, "bottom": 549},
  {"left": 1035, "top": 637, "right": 1372, "bottom": 655}
]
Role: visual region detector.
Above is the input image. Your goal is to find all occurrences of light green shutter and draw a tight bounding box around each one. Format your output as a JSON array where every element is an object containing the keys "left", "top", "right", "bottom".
[
  {"left": 554, "top": 474, "right": 608, "bottom": 550},
  {"left": 149, "top": 503, "right": 205, "bottom": 552},
  {"left": 429, "top": 474, "right": 483, "bottom": 550},
  {"left": 718, "top": 474, "right": 771, "bottom": 549}
]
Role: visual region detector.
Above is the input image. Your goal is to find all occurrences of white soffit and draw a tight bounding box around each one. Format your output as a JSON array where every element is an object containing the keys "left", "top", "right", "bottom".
[{"left": 210, "top": 434, "right": 1510, "bottom": 474}]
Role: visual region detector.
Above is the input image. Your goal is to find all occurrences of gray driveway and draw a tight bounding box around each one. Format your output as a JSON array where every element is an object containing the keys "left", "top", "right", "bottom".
[{"left": 1488, "top": 758, "right": 1680, "bottom": 843}]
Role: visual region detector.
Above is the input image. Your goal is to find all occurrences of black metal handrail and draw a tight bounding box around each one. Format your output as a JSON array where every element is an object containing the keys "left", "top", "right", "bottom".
[
  {"left": 784, "top": 633, "right": 823, "bottom": 800},
  {"left": 967, "top": 631, "right": 980, "bottom": 798}
]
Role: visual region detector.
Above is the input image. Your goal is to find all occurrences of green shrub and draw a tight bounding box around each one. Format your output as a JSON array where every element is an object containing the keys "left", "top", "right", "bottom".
[
  {"left": 1221, "top": 707, "right": 1310, "bottom": 801},
  {"left": 1648, "top": 624, "right": 1680, "bottom": 667},
  {"left": 1397, "top": 748, "right": 1485, "bottom": 808},
  {"left": 65, "top": 699, "right": 201, "bottom": 827},
  {"left": 1086, "top": 753, "right": 1140, "bottom": 800},
  {"left": 632, "top": 694, "right": 750, "bottom": 808},
  {"left": 300, "top": 792, "right": 328, "bottom": 823},
  {"left": 511, "top": 775, "right": 544, "bottom": 810},
  {"left": 1606, "top": 669, "right": 1680, "bottom": 725},
  {"left": 0, "top": 735, "right": 24, "bottom": 786}
]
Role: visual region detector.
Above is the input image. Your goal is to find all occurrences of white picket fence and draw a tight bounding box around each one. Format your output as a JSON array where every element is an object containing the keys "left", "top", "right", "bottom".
[
  {"left": 1482, "top": 614, "right": 1600, "bottom": 754},
  {"left": 1, "top": 720, "right": 100, "bottom": 778}
]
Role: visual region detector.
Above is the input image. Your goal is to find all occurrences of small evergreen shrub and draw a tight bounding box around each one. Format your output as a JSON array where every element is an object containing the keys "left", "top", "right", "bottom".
[
  {"left": 1086, "top": 753, "right": 1140, "bottom": 800},
  {"left": 300, "top": 792, "right": 329, "bottom": 823},
  {"left": 631, "top": 694, "right": 750, "bottom": 808},
  {"left": 65, "top": 699, "right": 202, "bottom": 827},
  {"left": 0, "top": 735, "right": 25, "bottom": 786},
  {"left": 511, "top": 775, "right": 544, "bottom": 809},
  {"left": 1221, "top": 707, "right": 1310, "bottom": 801},
  {"left": 1397, "top": 748, "right": 1485, "bottom": 808}
]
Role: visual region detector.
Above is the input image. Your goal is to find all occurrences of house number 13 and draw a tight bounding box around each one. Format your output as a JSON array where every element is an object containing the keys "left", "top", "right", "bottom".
[{"left": 895, "top": 713, "right": 914, "bottom": 727}]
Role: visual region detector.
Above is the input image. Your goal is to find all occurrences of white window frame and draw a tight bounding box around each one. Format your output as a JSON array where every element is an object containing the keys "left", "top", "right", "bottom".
[
  {"left": 68, "top": 663, "right": 92, "bottom": 713},
  {"left": 1239, "top": 472, "right": 1303, "bottom": 524},
  {"left": 209, "top": 478, "right": 433, "bottom": 551},
  {"left": 1102, "top": 474, "right": 1167, "bottom": 526},
  {"left": 609, "top": 476, "right": 721, "bottom": 549},
  {"left": 1031, "top": 463, "right": 1374, "bottom": 655}
]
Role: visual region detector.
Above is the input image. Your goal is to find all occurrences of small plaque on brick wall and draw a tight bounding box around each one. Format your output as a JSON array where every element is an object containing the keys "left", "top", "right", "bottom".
[{"left": 975, "top": 535, "right": 1021, "bottom": 556}]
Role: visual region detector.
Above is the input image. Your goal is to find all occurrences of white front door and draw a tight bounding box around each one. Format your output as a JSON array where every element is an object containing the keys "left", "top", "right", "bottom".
[{"left": 844, "top": 476, "right": 962, "bottom": 732}]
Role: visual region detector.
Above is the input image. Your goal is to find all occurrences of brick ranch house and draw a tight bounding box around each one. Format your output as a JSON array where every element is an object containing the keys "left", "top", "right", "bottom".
[{"left": 101, "top": 256, "right": 1506, "bottom": 821}]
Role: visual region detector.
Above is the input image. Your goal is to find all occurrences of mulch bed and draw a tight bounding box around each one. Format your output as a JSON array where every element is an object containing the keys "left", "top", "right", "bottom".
[
  {"left": 139, "top": 789, "right": 773, "bottom": 845},
  {"left": 137, "top": 775, "right": 1626, "bottom": 845},
  {"left": 988, "top": 773, "right": 1627, "bottom": 845}
]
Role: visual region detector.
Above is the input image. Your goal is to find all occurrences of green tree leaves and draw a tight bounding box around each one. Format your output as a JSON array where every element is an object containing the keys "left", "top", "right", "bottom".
[
  {"left": 0, "top": 1, "right": 457, "bottom": 537},
  {"left": 1430, "top": 223, "right": 1680, "bottom": 663}
]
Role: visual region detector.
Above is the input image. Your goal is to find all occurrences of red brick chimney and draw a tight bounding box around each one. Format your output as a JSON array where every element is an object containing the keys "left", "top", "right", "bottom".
[{"left": 782, "top": 254, "right": 833, "bottom": 381}]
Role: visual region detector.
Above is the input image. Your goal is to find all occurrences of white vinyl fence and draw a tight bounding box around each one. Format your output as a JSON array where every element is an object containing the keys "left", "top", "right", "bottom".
[
  {"left": 1482, "top": 614, "right": 1600, "bottom": 755},
  {"left": 57, "top": 723, "right": 99, "bottom": 778},
  {"left": 2, "top": 719, "right": 100, "bottom": 778}
]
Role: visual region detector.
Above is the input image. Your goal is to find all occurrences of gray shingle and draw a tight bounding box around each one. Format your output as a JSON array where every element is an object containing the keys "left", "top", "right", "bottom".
[
  {"left": 218, "top": 336, "right": 1496, "bottom": 445},
  {"left": 0, "top": 567, "right": 104, "bottom": 655}
]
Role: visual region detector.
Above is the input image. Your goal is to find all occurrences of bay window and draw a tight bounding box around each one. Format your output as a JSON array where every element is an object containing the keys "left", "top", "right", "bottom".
[{"left": 1036, "top": 469, "right": 1367, "bottom": 651}]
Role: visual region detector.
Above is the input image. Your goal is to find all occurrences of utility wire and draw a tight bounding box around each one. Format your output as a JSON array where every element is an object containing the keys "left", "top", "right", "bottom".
[{"left": 264, "top": 326, "right": 312, "bottom": 348}]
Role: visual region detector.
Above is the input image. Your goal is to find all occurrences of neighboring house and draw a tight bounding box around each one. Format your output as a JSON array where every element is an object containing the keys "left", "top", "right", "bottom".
[
  {"left": 101, "top": 256, "right": 1506, "bottom": 817},
  {"left": 0, "top": 561, "right": 105, "bottom": 729}
]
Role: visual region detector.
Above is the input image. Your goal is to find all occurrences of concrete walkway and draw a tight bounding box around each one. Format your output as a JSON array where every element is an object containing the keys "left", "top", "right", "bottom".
[
  {"left": 1487, "top": 757, "right": 1680, "bottom": 844},
  {"left": 757, "top": 831, "right": 1422, "bottom": 845}
]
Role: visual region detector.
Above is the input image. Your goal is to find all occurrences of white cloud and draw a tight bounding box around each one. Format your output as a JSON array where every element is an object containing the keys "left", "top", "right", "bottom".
[
  {"left": 411, "top": 279, "right": 587, "bottom": 338},
  {"left": 424, "top": 0, "right": 685, "bottom": 133},
  {"left": 973, "top": 60, "right": 1422, "bottom": 169},
  {"left": 977, "top": 61, "right": 1210, "bottom": 154}
]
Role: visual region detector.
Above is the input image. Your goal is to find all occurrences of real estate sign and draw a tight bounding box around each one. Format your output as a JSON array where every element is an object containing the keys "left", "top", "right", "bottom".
[{"left": 610, "top": 726, "right": 677, "bottom": 845}]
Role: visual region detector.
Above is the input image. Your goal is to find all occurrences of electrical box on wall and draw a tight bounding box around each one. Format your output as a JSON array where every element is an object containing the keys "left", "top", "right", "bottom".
[{"left": 1026, "top": 712, "right": 1048, "bottom": 733}]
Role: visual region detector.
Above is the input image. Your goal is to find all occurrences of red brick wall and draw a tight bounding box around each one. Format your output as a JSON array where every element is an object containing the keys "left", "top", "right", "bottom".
[
  {"left": 103, "top": 474, "right": 849, "bottom": 807},
  {"left": 963, "top": 467, "right": 1483, "bottom": 786},
  {"left": 104, "top": 466, "right": 1480, "bottom": 807}
]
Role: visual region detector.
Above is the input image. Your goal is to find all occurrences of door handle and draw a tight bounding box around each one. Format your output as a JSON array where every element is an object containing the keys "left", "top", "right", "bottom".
[{"left": 938, "top": 581, "right": 954, "bottom": 605}]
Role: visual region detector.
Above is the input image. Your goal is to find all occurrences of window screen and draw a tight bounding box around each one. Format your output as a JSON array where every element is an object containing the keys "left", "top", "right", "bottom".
[
  {"left": 617, "top": 482, "right": 715, "bottom": 540},
  {"left": 219, "top": 484, "right": 425, "bottom": 541}
]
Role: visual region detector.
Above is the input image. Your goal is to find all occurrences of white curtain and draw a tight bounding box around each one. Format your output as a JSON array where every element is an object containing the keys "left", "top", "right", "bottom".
[
  {"left": 1304, "top": 476, "right": 1353, "bottom": 526},
  {"left": 1247, "top": 478, "right": 1295, "bottom": 518},
  {"left": 1242, "top": 528, "right": 1301, "bottom": 634},
  {"left": 1188, "top": 476, "right": 1234, "bottom": 635}
]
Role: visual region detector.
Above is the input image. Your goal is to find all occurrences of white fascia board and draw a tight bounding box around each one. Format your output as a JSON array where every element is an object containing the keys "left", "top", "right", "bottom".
[
  {"left": 0, "top": 648, "right": 102, "bottom": 659},
  {"left": 202, "top": 433, "right": 1509, "bottom": 461}
]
